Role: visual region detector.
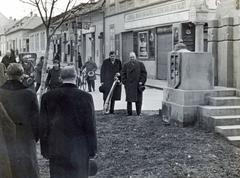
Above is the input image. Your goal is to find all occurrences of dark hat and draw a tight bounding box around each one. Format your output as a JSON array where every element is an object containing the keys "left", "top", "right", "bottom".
[
  {"left": 61, "top": 66, "right": 76, "bottom": 80},
  {"left": 99, "top": 85, "right": 105, "bottom": 93},
  {"left": 138, "top": 85, "right": 146, "bottom": 92},
  {"left": 6, "top": 63, "right": 24, "bottom": 77}
]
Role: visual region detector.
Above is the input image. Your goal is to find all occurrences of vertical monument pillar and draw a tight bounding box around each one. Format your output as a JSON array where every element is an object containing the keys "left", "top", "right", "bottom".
[
  {"left": 208, "top": 20, "right": 219, "bottom": 85},
  {"left": 195, "top": 22, "right": 205, "bottom": 52},
  {"left": 217, "top": 17, "right": 234, "bottom": 87},
  {"left": 162, "top": 48, "right": 214, "bottom": 126}
]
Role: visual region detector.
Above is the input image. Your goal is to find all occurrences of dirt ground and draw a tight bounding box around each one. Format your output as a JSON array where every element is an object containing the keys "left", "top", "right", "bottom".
[{"left": 38, "top": 110, "right": 240, "bottom": 178}]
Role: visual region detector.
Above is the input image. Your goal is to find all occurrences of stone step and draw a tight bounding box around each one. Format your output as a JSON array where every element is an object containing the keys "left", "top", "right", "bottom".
[
  {"left": 211, "top": 115, "right": 240, "bottom": 126},
  {"left": 208, "top": 96, "right": 240, "bottom": 106},
  {"left": 211, "top": 88, "right": 236, "bottom": 97},
  {"left": 199, "top": 106, "right": 240, "bottom": 117},
  {"left": 215, "top": 125, "right": 240, "bottom": 137},
  {"left": 227, "top": 136, "right": 240, "bottom": 147},
  {"left": 198, "top": 106, "right": 240, "bottom": 130}
]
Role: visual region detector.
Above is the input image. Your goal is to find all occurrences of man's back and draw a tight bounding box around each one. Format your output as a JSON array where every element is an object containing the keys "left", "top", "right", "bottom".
[{"left": 40, "top": 83, "right": 97, "bottom": 158}]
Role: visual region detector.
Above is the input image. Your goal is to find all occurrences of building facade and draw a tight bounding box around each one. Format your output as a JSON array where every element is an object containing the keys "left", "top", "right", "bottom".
[
  {"left": 208, "top": 0, "right": 240, "bottom": 89},
  {"left": 50, "top": 0, "right": 104, "bottom": 67},
  {"left": 0, "top": 13, "right": 14, "bottom": 58},
  {"left": 4, "top": 15, "right": 42, "bottom": 55},
  {"left": 29, "top": 24, "right": 47, "bottom": 59},
  {"left": 104, "top": 0, "right": 216, "bottom": 79}
]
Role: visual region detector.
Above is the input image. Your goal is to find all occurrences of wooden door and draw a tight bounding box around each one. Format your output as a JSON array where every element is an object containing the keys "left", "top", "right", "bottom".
[
  {"left": 122, "top": 31, "right": 133, "bottom": 65},
  {"left": 157, "top": 33, "right": 172, "bottom": 80}
]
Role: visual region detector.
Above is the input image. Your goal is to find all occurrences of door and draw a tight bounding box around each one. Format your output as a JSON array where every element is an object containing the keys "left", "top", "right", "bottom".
[
  {"left": 122, "top": 31, "right": 133, "bottom": 65},
  {"left": 157, "top": 33, "right": 172, "bottom": 80}
]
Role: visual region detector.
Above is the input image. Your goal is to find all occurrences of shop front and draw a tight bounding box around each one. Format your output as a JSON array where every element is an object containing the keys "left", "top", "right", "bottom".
[{"left": 123, "top": 0, "right": 212, "bottom": 79}]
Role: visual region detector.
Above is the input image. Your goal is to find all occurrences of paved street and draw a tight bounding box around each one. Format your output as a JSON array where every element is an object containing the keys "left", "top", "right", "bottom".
[{"left": 90, "top": 76, "right": 163, "bottom": 112}]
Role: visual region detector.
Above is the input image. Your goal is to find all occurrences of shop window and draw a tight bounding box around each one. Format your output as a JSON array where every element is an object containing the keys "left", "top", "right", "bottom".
[
  {"left": 133, "top": 29, "right": 155, "bottom": 60},
  {"left": 110, "top": 24, "right": 115, "bottom": 51},
  {"left": 182, "top": 23, "right": 195, "bottom": 52},
  {"left": 115, "top": 34, "right": 120, "bottom": 59}
]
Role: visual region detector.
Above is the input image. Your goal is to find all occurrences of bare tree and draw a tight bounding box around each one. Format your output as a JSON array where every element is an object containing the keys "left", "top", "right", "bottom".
[{"left": 19, "top": 0, "right": 76, "bottom": 97}]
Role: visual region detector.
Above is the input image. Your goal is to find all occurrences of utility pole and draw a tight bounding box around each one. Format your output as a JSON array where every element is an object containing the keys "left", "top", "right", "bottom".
[{"left": 74, "top": 15, "right": 79, "bottom": 75}]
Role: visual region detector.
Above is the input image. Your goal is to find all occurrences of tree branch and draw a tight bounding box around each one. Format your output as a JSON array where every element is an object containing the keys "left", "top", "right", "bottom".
[
  {"left": 46, "top": 0, "right": 56, "bottom": 28},
  {"left": 50, "top": 0, "right": 74, "bottom": 37},
  {"left": 34, "top": 0, "right": 47, "bottom": 27},
  {"left": 40, "top": 0, "right": 48, "bottom": 20},
  {"left": 19, "top": 0, "right": 37, "bottom": 7}
]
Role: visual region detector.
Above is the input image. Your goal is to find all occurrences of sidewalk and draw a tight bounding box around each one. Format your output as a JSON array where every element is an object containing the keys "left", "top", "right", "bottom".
[
  {"left": 145, "top": 78, "right": 167, "bottom": 90},
  {"left": 96, "top": 69, "right": 167, "bottom": 90}
]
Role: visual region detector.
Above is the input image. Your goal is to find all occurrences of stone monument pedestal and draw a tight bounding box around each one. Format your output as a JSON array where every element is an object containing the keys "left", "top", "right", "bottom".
[{"left": 162, "top": 51, "right": 214, "bottom": 126}]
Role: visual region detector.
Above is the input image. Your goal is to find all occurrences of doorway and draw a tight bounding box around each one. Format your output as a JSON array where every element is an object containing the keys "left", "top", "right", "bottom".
[
  {"left": 157, "top": 32, "right": 172, "bottom": 80},
  {"left": 122, "top": 31, "right": 133, "bottom": 64}
]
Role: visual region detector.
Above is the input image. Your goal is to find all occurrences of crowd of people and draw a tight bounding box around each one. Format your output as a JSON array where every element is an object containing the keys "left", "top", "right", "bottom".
[{"left": 0, "top": 49, "right": 147, "bottom": 178}]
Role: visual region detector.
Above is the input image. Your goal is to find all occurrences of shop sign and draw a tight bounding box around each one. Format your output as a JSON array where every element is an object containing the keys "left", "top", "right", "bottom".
[
  {"left": 125, "top": 0, "right": 186, "bottom": 22},
  {"left": 82, "top": 26, "right": 96, "bottom": 34}
]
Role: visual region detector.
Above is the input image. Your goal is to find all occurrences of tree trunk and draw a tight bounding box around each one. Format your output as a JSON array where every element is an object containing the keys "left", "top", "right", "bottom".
[{"left": 39, "top": 36, "right": 51, "bottom": 99}]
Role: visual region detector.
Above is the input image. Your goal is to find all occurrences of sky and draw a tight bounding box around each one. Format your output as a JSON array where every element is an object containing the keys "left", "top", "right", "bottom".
[{"left": 0, "top": 0, "right": 89, "bottom": 20}]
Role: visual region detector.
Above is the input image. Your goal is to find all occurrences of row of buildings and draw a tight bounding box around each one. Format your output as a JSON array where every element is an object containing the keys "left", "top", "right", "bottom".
[{"left": 0, "top": 0, "right": 239, "bottom": 90}]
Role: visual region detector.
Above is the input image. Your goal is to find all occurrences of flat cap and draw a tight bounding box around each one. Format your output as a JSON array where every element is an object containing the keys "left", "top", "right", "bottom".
[
  {"left": 61, "top": 65, "right": 77, "bottom": 80},
  {"left": 6, "top": 63, "right": 24, "bottom": 76}
]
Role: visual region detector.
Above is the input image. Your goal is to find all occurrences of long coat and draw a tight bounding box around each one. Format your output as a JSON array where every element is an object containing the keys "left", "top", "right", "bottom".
[
  {"left": 0, "top": 80, "right": 40, "bottom": 178},
  {"left": 1, "top": 55, "right": 16, "bottom": 68},
  {"left": 45, "top": 67, "right": 62, "bottom": 90},
  {"left": 121, "top": 60, "right": 147, "bottom": 102},
  {"left": 100, "top": 58, "right": 122, "bottom": 101},
  {"left": 35, "top": 61, "right": 43, "bottom": 84},
  {"left": 40, "top": 83, "right": 97, "bottom": 178},
  {"left": 0, "top": 63, "right": 6, "bottom": 87}
]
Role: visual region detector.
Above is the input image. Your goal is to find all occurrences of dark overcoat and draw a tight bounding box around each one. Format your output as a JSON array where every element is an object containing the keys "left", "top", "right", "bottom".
[
  {"left": 100, "top": 58, "right": 122, "bottom": 101},
  {"left": 1, "top": 55, "right": 16, "bottom": 68},
  {"left": 40, "top": 83, "right": 97, "bottom": 178},
  {"left": 0, "top": 80, "right": 40, "bottom": 178},
  {"left": 0, "top": 63, "right": 6, "bottom": 87},
  {"left": 35, "top": 61, "right": 43, "bottom": 84},
  {"left": 121, "top": 60, "right": 147, "bottom": 102},
  {"left": 45, "top": 68, "right": 62, "bottom": 90}
]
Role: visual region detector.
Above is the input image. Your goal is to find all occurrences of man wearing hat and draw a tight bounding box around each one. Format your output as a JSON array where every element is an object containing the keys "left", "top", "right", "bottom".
[
  {"left": 0, "top": 63, "right": 40, "bottom": 178},
  {"left": 2, "top": 50, "right": 16, "bottom": 68},
  {"left": 40, "top": 65, "right": 97, "bottom": 178}
]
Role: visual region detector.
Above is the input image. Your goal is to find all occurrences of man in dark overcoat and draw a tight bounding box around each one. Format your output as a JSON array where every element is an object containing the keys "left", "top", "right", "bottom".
[
  {"left": 121, "top": 52, "right": 147, "bottom": 116},
  {"left": 40, "top": 66, "right": 97, "bottom": 178},
  {"left": 45, "top": 59, "right": 62, "bottom": 90},
  {"left": 0, "top": 62, "right": 6, "bottom": 87},
  {"left": 2, "top": 50, "right": 16, "bottom": 68},
  {"left": 0, "top": 63, "right": 40, "bottom": 178},
  {"left": 100, "top": 51, "right": 122, "bottom": 114}
]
